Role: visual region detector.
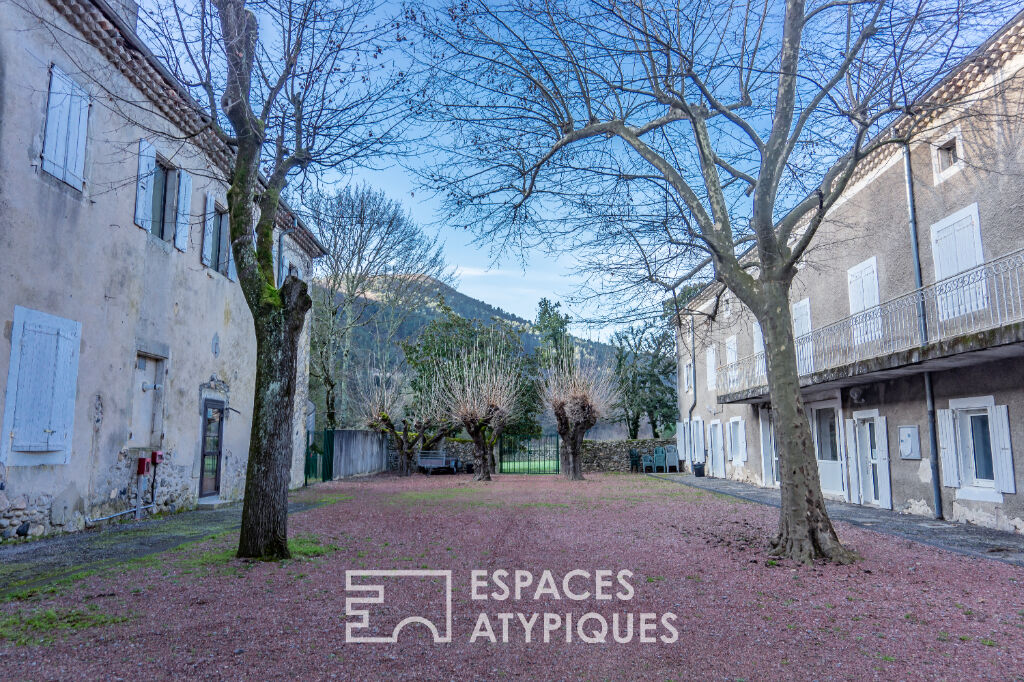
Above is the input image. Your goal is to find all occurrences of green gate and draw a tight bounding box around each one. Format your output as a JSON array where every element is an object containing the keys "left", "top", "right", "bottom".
[
  {"left": 305, "top": 430, "right": 334, "bottom": 484},
  {"left": 499, "top": 435, "right": 560, "bottom": 474}
]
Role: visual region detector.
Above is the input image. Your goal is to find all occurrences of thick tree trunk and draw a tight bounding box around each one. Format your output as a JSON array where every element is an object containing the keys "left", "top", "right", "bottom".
[
  {"left": 468, "top": 426, "right": 491, "bottom": 481},
  {"left": 324, "top": 382, "right": 337, "bottom": 430},
  {"left": 759, "top": 284, "right": 854, "bottom": 565},
  {"left": 647, "top": 411, "right": 660, "bottom": 439},
  {"left": 627, "top": 414, "right": 640, "bottom": 440},
  {"left": 237, "top": 279, "right": 311, "bottom": 559}
]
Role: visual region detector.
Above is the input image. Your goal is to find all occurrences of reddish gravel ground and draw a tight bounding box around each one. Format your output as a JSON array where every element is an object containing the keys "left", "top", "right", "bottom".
[{"left": 2, "top": 473, "right": 1023, "bottom": 680}]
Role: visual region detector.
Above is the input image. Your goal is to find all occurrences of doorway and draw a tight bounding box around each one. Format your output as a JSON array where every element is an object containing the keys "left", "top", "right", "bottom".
[
  {"left": 850, "top": 411, "right": 892, "bottom": 509},
  {"left": 200, "top": 400, "right": 224, "bottom": 498},
  {"left": 709, "top": 420, "right": 726, "bottom": 478},
  {"left": 759, "top": 407, "right": 780, "bottom": 487},
  {"left": 807, "top": 399, "right": 847, "bottom": 499}
]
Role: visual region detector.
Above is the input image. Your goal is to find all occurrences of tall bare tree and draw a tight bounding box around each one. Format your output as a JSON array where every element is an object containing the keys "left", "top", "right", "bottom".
[
  {"left": 413, "top": 0, "right": 1013, "bottom": 562},
  {"left": 543, "top": 347, "right": 616, "bottom": 480},
  {"left": 306, "top": 184, "right": 452, "bottom": 429},
  {"left": 139, "top": 0, "right": 407, "bottom": 558}
]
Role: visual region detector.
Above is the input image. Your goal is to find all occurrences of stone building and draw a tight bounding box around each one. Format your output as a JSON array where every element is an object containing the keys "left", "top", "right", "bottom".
[
  {"left": 675, "top": 13, "right": 1024, "bottom": 533},
  {"left": 0, "top": 0, "right": 324, "bottom": 538}
]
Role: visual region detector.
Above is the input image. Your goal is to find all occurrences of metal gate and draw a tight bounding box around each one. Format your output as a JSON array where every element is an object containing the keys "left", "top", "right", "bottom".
[{"left": 499, "top": 435, "right": 560, "bottom": 474}]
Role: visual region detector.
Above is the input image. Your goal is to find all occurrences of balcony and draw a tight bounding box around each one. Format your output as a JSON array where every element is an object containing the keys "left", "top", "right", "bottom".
[{"left": 717, "top": 249, "right": 1024, "bottom": 402}]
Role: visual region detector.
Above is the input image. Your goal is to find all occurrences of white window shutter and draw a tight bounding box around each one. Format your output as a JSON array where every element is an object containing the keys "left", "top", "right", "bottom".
[
  {"left": 937, "top": 409, "right": 960, "bottom": 488},
  {"left": 844, "top": 419, "right": 858, "bottom": 500},
  {"left": 694, "top": 421, "right": 705, "bottom": 463},
  {"left": 752, "top": 322, "right": 764, "bottom": 354},
  {"left": 63, "top": 84, "right": 89, "bottom": 187},
  {"left": 737, "top": 419, "right": 747, "bottom": 463},
  {"left": 202, "top": 193, "right": 215, "bottom": 266},
  {"left": 990, "top": 405, "right": 1015, "bottom": 494},
  {"left": 45, "top": 326, "right": 81, "bottom": 455},
  {"left": 876, "top": 416, "right": 892, "bottom": 509},
  {"left": 174, "top": 170, "right": 192, "bottom": 252},
  {"left": 134, "top": 139, "right": 156, "bottom": 231},
  {"left": 11, "top": 323, "right": 60, "bottom": 451},
  {"left": 42, "top": 68, "right": 72, "bottom": 180},
  {"left": 227, "top": 231, "right": 238, "bottom": 282},
  {"left": 706, "top": 346, "right": 716, "bottom": 390}
]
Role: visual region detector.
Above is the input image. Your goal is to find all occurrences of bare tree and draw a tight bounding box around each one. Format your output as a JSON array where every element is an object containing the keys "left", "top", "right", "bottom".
[
  {"left": 354, "top": 366, "right": 453, "bottom": 476},
  {"left": 136, "top": 0, "right": 407, "bottom": 558},
  {"left": 543, "top": 347, "right": 615, "bottom": 480},
  {"left": 413, "top": 0, "right": 1014, "bottom": 562},
  {"left": 432, "top": 341, "right": 524, "bottom": 481},
  {"left": 306, "top": 184, "right": 453, "bottom": 429}
]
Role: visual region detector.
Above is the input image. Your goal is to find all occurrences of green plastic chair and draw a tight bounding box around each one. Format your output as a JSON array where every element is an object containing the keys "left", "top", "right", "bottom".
[
  {"left": 641, "top": 454, "right": 655, "bottom": 473},
  {"left": 653, "top": 447, "right": 667, "bottom": 472},
  {"left": 628, "top": 448, "right": 641, "bottom": 473}
]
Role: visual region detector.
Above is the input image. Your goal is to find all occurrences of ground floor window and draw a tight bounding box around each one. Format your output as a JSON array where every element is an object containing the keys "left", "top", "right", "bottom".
[{"left": 938, "top": 397, "right": 1015, "bottom": 497}]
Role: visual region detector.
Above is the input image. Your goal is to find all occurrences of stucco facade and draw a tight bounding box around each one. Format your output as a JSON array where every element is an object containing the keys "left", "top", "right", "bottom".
[
  {"left": 0, "top": 0, "right": 322, "bottom": 539},
  {"left": 675, "top": 14, "right": 1024, "bottom": 534}
]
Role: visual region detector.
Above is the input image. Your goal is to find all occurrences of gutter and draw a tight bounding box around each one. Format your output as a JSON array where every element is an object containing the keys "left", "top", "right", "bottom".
[{"left": 903, "top": 142, "right": 944, "bottom": 520}]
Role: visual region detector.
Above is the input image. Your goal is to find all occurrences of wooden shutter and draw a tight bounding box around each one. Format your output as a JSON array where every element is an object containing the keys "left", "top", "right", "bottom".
[
  {"left": 2, "top": 307, "right": 81, "bottom": 465},
  {"left": 990, "top": 405, "right": 1015, "bottom": 494},
  {"left": 227, "top": 227, "right": 238, "bottom": 282},
  {"left": 174, "top": 170, "right": 192, "bottom": 252},
  {"left": 752, "top": 322, "right": 764, "bottom": 354},
  {"left": 845, "top": 419, "right": 859, "bottom": 502},
  {"left": 705, "top": 346, "right": 716, "bottom": 389},
  {"left": 937, "top": 408, "right": 959, "bottom": 488},
  {"left": 42, "top": 67, "right": 72, "bottom": 181},
  {"left": 876, "top": 416, "right": 892, "bottom": 509},
  {"left": 202, "top": 193, "right": 216, "bottom": 266},
  {"left": 725, "top": 336, "right": 737, "bottom": 365},
  {"left": 736, "top": 419, "right": 747, "bottom": 463},
  {"left": 792, "top": 299, "right": 813, "bottom": 374},
  {"left": 694, "top": 420, "right": 705, "bottom": 463},
  {"left": 134, "top": 139, "right": 156, "bottom": 231},
  {"left": 63, "top": 83, "right": 89, "bottom": 187}
]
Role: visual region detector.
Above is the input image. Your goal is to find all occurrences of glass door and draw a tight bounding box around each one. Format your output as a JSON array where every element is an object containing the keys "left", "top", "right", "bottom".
[{"left": 200, "top": 400, "right": 224, "bottom": 498}]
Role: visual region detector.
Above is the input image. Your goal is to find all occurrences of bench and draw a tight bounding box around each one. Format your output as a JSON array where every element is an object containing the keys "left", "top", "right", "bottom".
[{"left": 417, "top": 450, "right": 460, "bottom": 474}]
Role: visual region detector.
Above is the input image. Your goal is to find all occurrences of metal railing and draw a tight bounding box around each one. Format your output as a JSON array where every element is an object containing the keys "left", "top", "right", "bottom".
[{"left": 716, "top": 248, "right": 1024, "bottom": 396}]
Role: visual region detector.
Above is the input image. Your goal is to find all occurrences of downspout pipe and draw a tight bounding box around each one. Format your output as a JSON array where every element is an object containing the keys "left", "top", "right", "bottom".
[{"left": 903, "top": 142, "right": 944, "bottom": 520}]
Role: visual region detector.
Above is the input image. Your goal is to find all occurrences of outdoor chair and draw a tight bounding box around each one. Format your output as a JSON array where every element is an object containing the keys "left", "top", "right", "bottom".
[
  {"left": 641, "top": 454, "right": 655, "bottom": 473},
  {"left": 629, "top": 448, "right": 640, "bottom": 473},
  {"left": 666, "top": 445, "right": 679, "bottom": 473},
  {"left": 653, "top": 447, "right": 667, "bottom": 473}
]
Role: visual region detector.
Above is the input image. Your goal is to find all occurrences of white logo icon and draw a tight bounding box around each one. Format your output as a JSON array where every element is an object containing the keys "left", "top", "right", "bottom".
[{"left": 345, "top": 570, "right": 453, "bottom": 643}]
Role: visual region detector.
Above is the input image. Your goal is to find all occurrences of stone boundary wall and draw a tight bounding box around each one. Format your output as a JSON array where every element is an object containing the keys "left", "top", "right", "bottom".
[{"left": 580, "top": 438, "right": 677, "bottom": 473}]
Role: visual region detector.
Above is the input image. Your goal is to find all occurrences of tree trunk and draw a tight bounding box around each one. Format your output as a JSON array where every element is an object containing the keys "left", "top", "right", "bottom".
[
  {"left": 759, "top": 284, "right": 854, "bottom": 565},
  {"left": 237, "top": 279, "right": 311, "bottom": 559},
  {"left": 627, "top": 413, "right": 640, "bottom": 440},
  {"left": 324, "top": 381, "right": 337, "bottom": 430},
  {"left": 468, "top": 426, "right": 491, "bottom": 481},
  {"left": 647, "top": 411, "right": 660, "bottom": 439}
]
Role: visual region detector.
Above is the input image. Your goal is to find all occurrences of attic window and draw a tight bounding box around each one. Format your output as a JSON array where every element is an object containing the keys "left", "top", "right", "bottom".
[{"left": 937, "top": 138, "right": 959, "bottom": 171}]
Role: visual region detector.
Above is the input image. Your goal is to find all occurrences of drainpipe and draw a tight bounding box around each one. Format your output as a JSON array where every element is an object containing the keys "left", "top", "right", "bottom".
[
  {"left": 903, "top": 142, "right": 944, "bottom": 520},
  {"left": 277, "top": 217, "right": 297, "bottom": 287}
]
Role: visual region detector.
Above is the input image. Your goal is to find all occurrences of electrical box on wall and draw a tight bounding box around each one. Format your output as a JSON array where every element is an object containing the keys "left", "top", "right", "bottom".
[
  {"left": 151, "top": 451, "right": 164, "bottom": 465},
  {"left": 898, "top": 425, "right": 921, "bottom": 460},
  {"left": 136, "top": 457, "right": 152, "bottom": 476}
]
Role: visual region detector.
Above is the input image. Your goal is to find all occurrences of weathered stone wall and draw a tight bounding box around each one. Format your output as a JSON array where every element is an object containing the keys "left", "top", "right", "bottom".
[{"left": 579, "top": 439, "right": 676, "bottom": 473}]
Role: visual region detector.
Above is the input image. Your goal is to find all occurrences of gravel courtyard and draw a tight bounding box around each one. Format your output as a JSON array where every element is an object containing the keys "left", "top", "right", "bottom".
[{"left": 2, "top": 473, "right": 1023, "bottom": 680}]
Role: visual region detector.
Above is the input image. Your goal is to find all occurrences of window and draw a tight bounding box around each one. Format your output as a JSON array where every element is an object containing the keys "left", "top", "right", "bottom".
[
  {"left": 134, "top": 139, "right": 191, "bottom": 252},
  {"left": 931, "top": 129, "right": 964, "bottom": 184},
  {"left": 938, "top": 398, "right": 1015, "bottom": 496},
  {"left": 752, "top": 322, "right": 766, "bottom": 378},
  {"left": 42, "top": 66, "right": 90, "bottom": 189},
  {"left": 203, "top": 193, "right": 233, "bottom": 277},
  {"left": 814, "top": 407, "right": 839, "bottom": 462},
  {"left": 930, "top": 204, "right": 986, "bottom": 321},
  {"left": 1, "top": 306, "right": 82, "bottom": 467},
  {"left": 683, "top": 361, "right": 693, "bottom": 393},
  {"left": 792, "top": 298, "right": 813, "bottom": 374},
  {"left": 725, "top": 335, "right": 738, "bottom": 386},
  {"left": 705, "top": 346, "right": 717, "bottom": 390},
  {"left": 728, "top": 418, "right": 746, "bottom": 463},
  {"left": 847, "top": 257, "right": 881, "bottom": 345}
]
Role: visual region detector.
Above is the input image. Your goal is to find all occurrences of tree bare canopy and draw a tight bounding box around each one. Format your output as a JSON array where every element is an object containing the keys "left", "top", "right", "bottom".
[
  {"left": 412, "top": 0, "right": 1015, "bottom": 562},
  {"left": 306, "top": 184, "right": 453, "bottom": 429},
  {"left": 431, "top": 339, "right": 525, "bottom": 481},
  {"left": 133, "top": 0, "right": 409, "bottom": 559},
  {"left": 543, "top": 345, "right": 616, "bottom": 480}
]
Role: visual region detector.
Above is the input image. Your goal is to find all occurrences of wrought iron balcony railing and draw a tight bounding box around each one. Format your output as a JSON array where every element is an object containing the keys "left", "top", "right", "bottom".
[{"left": 716, "top": 248, "right": 1024, "bottom": 396}]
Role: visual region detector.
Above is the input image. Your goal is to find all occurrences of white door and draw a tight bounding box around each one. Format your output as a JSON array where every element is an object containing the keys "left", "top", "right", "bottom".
[
  {"left": 930, "top": 204, "right": 987, "bottom": 321},
  {"left": 792, "top": 299, "right": 813, "bottom": 374},
  {"left": 759, "top": 407, "right": 779, "bottom": 487},
  {"left": 847, "top": 258, "right": 881, "bottom": 346},
  {"left": 709, "top": 421, "right": 726, "bottom": 478},
  {"left": 852, "top": 416, "right": 892, "bottom": 509},
  {"left": 812, "top": 406, "right": 845, "bottom": 497}
]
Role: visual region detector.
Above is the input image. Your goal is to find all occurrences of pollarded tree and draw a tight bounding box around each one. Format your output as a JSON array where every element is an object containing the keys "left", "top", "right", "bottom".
[
  {"left": 413, "top": 0, "right": 1014, "bottom": 563},
  {"left": 543, "top": 346, "right": 616, "bottom": 480},
  {"left": 139, "top": 0, "right": 407, "bottom": 558},
  {"left": 432, "top": 340, "right": 524, "bottom": 481}
]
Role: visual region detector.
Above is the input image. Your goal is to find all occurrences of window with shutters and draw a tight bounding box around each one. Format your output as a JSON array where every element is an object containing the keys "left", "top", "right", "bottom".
[
  {"left": 792, "top": 298, "right": 813, "bottom": 374},
  {"left": 1, "top": 307, "right": 82, "bottom": 467},
  {"left": 938, "top": 396, "right": 1015, "bottom": 500},
  {"left": 847, "top": 257, "right": 881, "bottom": 345},
  {"left": 683, "top": 361, "right": 693, "bottom": 393},
  {"left": 41, "top": 65, "right": 90, "bottom": 189},
  {"left": 728, "top": 417, "right": 746, "bottom": 463},
  {"left": 202, "top": 193, "right": 236, "bottom": 280},
  {"left": 930, "top": 204, "right": 986, "bottom": 321},
  {"left": 705, "top": 346, "right": 717, "bottom": 390},
  {"left": 134, "top": 140, "right": 192, "bottom": 253}
]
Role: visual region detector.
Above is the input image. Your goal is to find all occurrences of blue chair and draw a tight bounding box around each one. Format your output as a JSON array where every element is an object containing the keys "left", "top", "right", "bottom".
[
  {"left": 628, "top": 448, "right": 641, "bottom": 473},
  {"left": 653, "top": 447, "right": 667, "bottom": 472},
  {"left": 641, "top": 454, "right": 655, "bottom": 473},
  {"left": 666, "top": 445, "right": 679, "bottom": 473}
]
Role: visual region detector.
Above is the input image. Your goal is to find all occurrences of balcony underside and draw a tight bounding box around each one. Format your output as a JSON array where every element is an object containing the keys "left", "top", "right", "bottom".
[{"left": 717, "top": 320, "right": 1024, "bottom": 404}]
